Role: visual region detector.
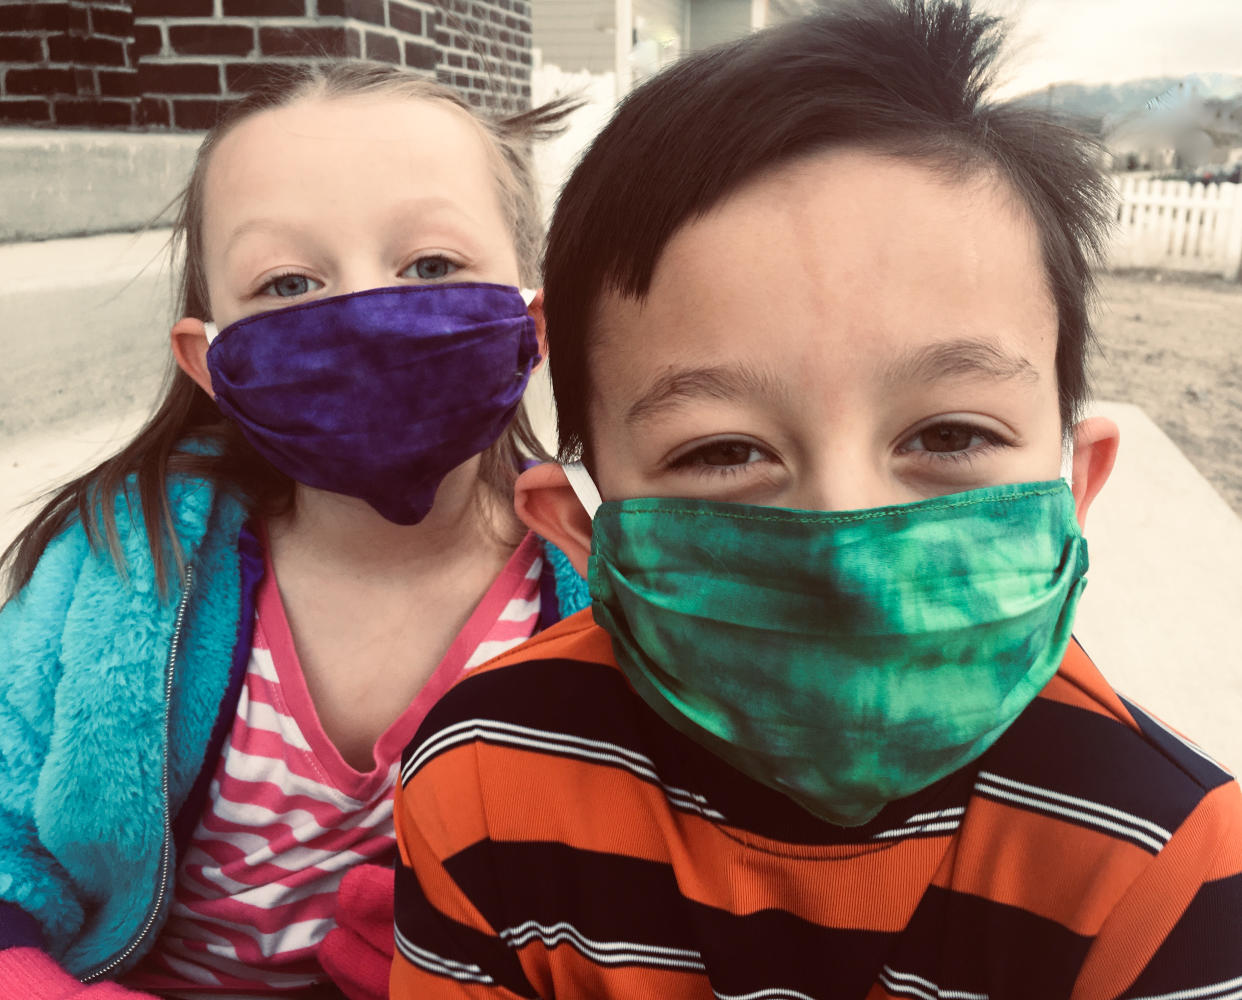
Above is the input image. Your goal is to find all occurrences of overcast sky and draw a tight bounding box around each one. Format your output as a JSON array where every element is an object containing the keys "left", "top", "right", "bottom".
[{"left": 974, "top": 0, "right": 1242, "bottom": 97}]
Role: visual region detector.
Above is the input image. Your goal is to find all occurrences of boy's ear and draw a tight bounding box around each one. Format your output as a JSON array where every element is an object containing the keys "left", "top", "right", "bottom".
[
  {"left": 170, "top": 318, "right": 215, "bottom": 398},
  {"left": 527, "top": 288, "right": 548, "bottom": 367},
  {"left": 1069, "top": 416, "right": 1120, "bottom": 529},
  {"left": 515, "top": 462, "right": 592, "bottom": 577}
]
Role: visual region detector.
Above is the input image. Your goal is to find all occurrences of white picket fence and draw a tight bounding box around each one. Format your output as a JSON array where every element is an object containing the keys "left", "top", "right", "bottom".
[{"left": 1109, "top": 175, "right": 1242, "bottom": 280}]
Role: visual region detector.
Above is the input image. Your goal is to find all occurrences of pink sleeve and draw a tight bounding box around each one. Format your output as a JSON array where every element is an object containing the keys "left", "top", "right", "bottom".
[
  {"left": 319, "top": 864, "right": 394, "bottom": 1000},
  {"left": 0, "top": 949, "right": 158, "bottom": 1000}
]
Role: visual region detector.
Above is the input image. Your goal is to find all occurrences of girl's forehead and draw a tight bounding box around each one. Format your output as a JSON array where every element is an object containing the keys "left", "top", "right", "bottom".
[
  {"left": 200, "top": 92, "right": 506, "bottom": 242},
  {"left": 212, "top": 92, "right": 492, "bottom": 176}
]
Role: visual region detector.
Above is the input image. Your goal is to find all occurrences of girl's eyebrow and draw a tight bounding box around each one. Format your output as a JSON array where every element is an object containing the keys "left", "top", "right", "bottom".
[
  {"left": 883, "top": 337, "right": 1039, "bottom": 385},
  {"left": 223, "top": 197, "right": 482, "bottom": 253},
  {"left": 386, "top": 198, "right": 489, "bottom": 248},
  {"left": 386, "top": 195, "right": 473, "bottom": 221},
  {"left": 223, "top": 217, "right": 305, "bottom": 253},
  {"left": 626, "top": 363, "right": 791, "bottom": 426}
]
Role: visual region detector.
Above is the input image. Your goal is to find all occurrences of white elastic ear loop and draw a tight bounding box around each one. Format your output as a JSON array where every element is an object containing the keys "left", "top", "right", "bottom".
[
  {"left": 562, "top": 461, "right": 602, "bottom": 521},
  {"left": 1060, "top": 445, "right": 1074, "bottom": 489},
  {"left": 203, "top": 321, "right": 219, "bottom": 345},
  {"left": 520, "top": 287, "right": 538, "bottom": 306}
]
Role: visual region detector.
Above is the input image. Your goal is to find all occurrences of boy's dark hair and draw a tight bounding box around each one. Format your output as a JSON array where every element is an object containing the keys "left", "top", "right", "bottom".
[{"left": 543, "top": 0, "right": 1114, "bottom": 463}]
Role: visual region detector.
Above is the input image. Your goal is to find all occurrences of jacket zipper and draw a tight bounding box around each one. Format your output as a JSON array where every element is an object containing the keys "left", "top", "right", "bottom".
[{"left": 81, "top": 564, "right": 194, "bottom": 982}]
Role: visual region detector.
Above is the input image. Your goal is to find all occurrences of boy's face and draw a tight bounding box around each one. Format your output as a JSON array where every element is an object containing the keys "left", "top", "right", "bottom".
[{"left": 586, "top": 148, "right": 1067, "bottom": 512}]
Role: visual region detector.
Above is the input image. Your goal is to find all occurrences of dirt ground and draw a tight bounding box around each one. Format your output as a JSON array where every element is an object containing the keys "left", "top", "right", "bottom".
[{"left": 1091, "top": 271, "right": 1242, "bottom": 514}]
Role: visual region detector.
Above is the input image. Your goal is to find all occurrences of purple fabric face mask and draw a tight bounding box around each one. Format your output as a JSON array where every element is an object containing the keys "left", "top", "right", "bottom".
[{"left": 205, "top": 282, "right": 539, "bottom": 524}]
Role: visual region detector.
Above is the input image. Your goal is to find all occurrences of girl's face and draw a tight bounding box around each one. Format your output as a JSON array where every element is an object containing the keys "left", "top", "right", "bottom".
[{"left": 199, "top": 92, "right": 521, "bottom": 329}]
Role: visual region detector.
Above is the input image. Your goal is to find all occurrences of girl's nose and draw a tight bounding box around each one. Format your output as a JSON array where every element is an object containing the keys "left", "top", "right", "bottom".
[{"left": 338, "top": 266, "right": 393, "bottom": 297}]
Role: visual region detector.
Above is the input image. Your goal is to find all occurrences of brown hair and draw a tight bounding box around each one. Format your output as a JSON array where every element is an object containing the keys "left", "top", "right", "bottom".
[
  {"left": 3, "top": 61, "right": 578, "bottom": 600},
  {"left": 544, "top": 0, "right": 1113, "bottom": 465}
]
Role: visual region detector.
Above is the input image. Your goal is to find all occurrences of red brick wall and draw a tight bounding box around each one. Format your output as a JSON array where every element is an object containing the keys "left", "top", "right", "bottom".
[
  {"left": 433, "top": 0, "right": 531, "bottom": 112},
  {"left": 0, "top": 0, "right": 532, "bottom": 129}
]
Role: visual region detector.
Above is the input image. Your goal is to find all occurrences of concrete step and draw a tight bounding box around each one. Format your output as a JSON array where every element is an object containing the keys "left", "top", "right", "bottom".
[
  {"left": 1, "top": 128, "right": 199, "bottom": 242},
  {"left": 1074, "top": 401, "right": 1242, "bottom": 772},
  {"left": 0, "top": 406, "right": 149, "bottom": 552},
  {"left": 0, "top": 229, "right": 173, "bottom": 439}
]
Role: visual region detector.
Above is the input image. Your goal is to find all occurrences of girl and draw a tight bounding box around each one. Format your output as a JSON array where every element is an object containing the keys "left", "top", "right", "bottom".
[{"left": 0, "top": 62, "right": 586, "bottom": 998}]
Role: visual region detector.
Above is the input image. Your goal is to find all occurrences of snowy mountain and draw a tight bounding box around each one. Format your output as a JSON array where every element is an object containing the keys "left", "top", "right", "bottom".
[{"left": 1012, "top": 73, "right": 1242, "bottom": 130}]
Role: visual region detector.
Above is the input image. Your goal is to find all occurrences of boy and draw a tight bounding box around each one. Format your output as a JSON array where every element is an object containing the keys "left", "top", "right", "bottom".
[{"left": 389, "top": 1, "right": 1242, "bottom": 996}]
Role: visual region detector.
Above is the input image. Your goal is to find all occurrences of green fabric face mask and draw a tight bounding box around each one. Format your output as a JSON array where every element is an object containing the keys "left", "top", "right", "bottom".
[{"left": 569, "top": 471, "right": 1088, "bottom": 828}]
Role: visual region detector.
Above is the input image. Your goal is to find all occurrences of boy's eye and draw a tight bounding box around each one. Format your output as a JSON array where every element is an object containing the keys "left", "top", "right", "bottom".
[
  {"left": 698, "top": 441, "right": 763, "bottom": 466},
  {"left": 900, "top": 422, "right": 1003, "bottom": 456},
  {"left": 405, "top": 255, "right": 460, "bottom": 281},
  {"left": 259, "top": 273, "right": 321, "bottom": 298},
  {"left": 672, "top": 439, "right": 768, "bottom": 470},
  {"left": 911, "top": 425, "right": 978, "bottom": 453}
]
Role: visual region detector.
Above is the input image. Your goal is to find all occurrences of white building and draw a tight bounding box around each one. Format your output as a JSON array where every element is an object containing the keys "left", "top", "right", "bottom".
[{"left": 532, "top": 0, "right": 819, "bottom": 93}]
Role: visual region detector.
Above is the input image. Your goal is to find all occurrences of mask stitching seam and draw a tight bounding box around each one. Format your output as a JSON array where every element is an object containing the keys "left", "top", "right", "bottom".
[
  {"left": 611, "top": 485, "right": 1068, "bottom": 525},
  {"left": 209, "top": 281, "right": 524, "bottom": 337}
]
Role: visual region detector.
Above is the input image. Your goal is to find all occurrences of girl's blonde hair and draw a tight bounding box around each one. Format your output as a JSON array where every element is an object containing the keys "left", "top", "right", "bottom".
[{"left": 3, "top": 61, "right": 579, "bottom": 599}]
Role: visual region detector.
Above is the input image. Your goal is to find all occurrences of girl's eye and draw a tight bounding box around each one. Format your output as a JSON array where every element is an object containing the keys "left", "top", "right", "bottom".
[
  {"left": 671, "top": 440, "right": 769, "bottom": 471},
  {"left": 259, "top": 273, "right": 321, "bottom": 298},
  {"left": 405, "top": 255, "right": 460, "bottom": 281}
]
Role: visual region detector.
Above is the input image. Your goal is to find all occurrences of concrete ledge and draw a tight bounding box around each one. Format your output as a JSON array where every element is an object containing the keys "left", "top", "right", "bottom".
[
  {"left": 0, "top": 129, "right": 201, "bottom": 242},
  {"left": 1074, "top": 401, "right": 1242, "bottom": 772},
  {"left": 1, "top": 407, "right": 150, "bottom": 555},
  {"left": 0, "top": 230, "right": 173, "bottom": 437}
]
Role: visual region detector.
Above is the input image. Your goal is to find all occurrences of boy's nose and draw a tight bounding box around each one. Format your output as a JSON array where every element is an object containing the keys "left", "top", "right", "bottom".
[{"left": 790, "top": 465, "right": 896, "bottom": 514}]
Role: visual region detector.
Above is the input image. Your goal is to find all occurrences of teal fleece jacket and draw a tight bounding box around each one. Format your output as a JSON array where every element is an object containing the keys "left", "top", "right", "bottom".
[{"left": 0, "top": 472, "right": 588, "bottom": 983}]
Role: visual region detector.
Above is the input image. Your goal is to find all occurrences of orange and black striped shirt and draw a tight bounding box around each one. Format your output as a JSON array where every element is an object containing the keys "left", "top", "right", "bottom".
[{"left": 393, "top": 609, "right": 1242, "bottom": 999}]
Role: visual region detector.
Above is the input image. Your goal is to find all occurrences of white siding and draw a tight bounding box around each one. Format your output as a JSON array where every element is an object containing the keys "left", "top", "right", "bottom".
[
  {"left": 633, "top": 0, "right": 687, "bottom": 79},
  {"left": 769, "top": 0, "right": 818, "bottom": 22},
  {"left": 636, "top": 0, "right": 687, "bottom": 44},
  {"left": 687, "top": 0, "right": 751, "bottom": 50},
  {"left": 532, "top": 0, "right": 616, "bottom": 74}
]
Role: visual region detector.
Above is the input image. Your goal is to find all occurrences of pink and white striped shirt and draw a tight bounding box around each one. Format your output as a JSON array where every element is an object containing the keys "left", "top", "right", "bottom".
[{"left": 125, "top": 532, "right": 544, "bottom": 993}]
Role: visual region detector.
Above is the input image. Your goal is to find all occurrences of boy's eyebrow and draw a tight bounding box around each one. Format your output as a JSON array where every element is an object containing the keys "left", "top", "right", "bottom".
[
  {"left": 626, "top": 364, "right": 790, "bottom": 425},
  {"left": 624, "top": 340, "right": 1035, "bottom": 425},
  {"left": 884, "top": 338, "right": 1039, "bottom": 385}
]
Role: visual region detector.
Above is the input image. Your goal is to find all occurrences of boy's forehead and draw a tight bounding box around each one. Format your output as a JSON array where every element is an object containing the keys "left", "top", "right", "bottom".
[
  {"left": 656, "top": 149, "right": 1041, "bottom": 294},
  {"left": 589, "top": 147, "right": 1057, "bottom": 391}
]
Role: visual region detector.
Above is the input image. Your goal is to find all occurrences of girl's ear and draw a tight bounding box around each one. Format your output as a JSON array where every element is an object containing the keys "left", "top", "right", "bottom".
[
  {"left": 527, "top": 288, "right": 548, "bottom": 367},
  {"left": 515, "top": 462, "right": 592, "bottom": 577},
  {"left": 1069, "top": 416, "right": 1120, "bottom": 530},
  {"left": 170, "top": 318, "right": 215, "bottom": 398}
]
